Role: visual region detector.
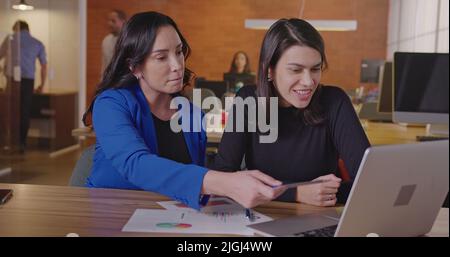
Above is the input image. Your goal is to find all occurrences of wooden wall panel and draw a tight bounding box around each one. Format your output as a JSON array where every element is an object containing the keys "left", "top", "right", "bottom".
[{"left": 87, "top": 0, "right": 388, "bottom": 106}]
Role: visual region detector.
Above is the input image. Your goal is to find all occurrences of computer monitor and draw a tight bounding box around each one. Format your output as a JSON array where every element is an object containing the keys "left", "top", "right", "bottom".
[
  {"left": 195, "top": 80, "right": 227, "bottom": 100},
  {"left": 393, "top": 52, "right": 449, "bottom": 136},
  {"left": 377, "top": 61, "right": 393, "bottom": 113},
  {"left": 360, "top": 59, "right": 384, "bottom": 83},
  {"left": 223, "top": 72, "right": 256, "bottom": 93}
]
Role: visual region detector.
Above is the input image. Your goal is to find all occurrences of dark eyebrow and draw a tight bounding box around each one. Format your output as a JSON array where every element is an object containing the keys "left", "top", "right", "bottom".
[
  {"left": 287, "top": 62, "right": 322, "bottom": 68},
  {"left": 152, "top": 43, "right": 183, "bottom": 54}
]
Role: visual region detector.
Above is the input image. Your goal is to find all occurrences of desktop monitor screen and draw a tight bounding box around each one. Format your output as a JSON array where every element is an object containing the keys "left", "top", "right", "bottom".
[
  {"left": 223, "top": 73, "right": 256, "bottom": 93},
  {"left": 360, "top": 59, "right": 385, "bottom": 83},
  {"left": 393, "top": 52, "right": 449, "bottom": 126},
  {"left": 377, "top": 62, "right": 393, "bottom": 113},
  {"left": 195, "top": 80, "right": 227, "bottom": 99}
]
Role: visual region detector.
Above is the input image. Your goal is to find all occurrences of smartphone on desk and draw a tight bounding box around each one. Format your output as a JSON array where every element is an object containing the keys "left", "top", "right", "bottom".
[{"left": 0, "top": 189, "right": 13, "bottom": 204}]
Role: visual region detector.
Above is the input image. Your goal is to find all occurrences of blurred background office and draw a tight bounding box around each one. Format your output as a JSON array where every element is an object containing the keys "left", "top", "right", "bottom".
[{"left": 0, "top": 0, "right": 448, "bottom": 207}]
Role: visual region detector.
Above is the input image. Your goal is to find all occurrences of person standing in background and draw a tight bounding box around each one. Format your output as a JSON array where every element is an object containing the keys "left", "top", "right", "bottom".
[
  {"left": 0, "top": 20, "right": 47, "bottom": 153},
  {"left": 224, "top": 51, "right": 255, "bottom": 93},
  {"left": 229, "top": 51, "right": 252, "bottom": 75},
  {"left": 101, "top": 9, "right": 127, "bottom": 75}
]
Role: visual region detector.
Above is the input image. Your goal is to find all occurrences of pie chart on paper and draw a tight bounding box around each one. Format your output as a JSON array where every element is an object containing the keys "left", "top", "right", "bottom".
[{"left": 156, "top": 223, "right": 192, "bottom": 229}]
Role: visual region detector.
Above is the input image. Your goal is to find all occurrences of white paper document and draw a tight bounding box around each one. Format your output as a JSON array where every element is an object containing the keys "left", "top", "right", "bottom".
[{"left": 122, "top": 201, "right": 272, "bottom": 235}]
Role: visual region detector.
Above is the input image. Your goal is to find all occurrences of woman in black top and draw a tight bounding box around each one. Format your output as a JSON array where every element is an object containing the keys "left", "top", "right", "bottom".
[
  {"left": 229, "top": 51, "right": 252, "bottom": 75},
  {"left": 214, "top": 18, "right": 370, "bottom": 207}
]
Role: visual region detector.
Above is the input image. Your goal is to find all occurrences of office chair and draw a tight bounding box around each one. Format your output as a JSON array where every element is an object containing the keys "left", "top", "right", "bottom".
[
  {"left": 338, "top": 158, "right": 351, "bottom": 181},
  {"left": 200, "top": 88, "right": 222, "bottom": 114},
  {"left": 185, "top": 88, "right": 221, "bottom": 114},
  {"left": 69, "top": 145, "right": 94, "bottom": 187}
]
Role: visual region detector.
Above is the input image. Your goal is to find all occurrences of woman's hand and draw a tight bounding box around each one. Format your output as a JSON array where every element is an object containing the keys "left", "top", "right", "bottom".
[
  {"left": 296, "top": 174, "right": 342, "bottom": 207},
  {"left": 202, "top": 170, "right": 286, "bottom": 208}
]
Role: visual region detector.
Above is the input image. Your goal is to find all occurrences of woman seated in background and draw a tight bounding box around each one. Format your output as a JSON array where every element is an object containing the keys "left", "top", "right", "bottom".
[
  {"left": 224, "top": 51, "right": 256, "bottom": 93},
  {"left": 83, "top": 11, "right": 285, "bottom": 210},
  {"left": 214, "top": 18, "right": 370, "bottom": 207}
]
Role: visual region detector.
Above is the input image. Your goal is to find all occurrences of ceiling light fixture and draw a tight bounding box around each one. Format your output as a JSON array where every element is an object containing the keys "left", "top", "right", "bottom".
[
  {"left": 245, "top": 19, "right": 357, "bottom": 31},
  {"left": 245, "top": 0, "right": 357, "bottom": 32},
  {"left": 12, "top": 0, "right": 34, "bottom": 11}
]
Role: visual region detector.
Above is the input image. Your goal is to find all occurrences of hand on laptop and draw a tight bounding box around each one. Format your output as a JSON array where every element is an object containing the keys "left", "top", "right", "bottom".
[{"left": 296, "top": 174, "right": 342, "bottom": 207}]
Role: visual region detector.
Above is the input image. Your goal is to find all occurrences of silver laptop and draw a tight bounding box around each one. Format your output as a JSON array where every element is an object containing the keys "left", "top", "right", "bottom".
[{"left": 248, "top": 140, "right": 449, "bottom": 237}]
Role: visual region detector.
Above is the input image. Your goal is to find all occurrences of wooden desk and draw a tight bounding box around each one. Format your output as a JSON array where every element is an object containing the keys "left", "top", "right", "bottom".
[
  {"left": 208, "top": 121, "right": 427, "bottom": 145},
  {"left": 71, "top": 127, "right": 222, "bottom": 143},
  {"left": 361, "top": 120, "right": 426, "bottom": 145},
  {"left": 71, "top": 126, "right": 95, "bottom": 138},
  {"left": 72, "top": 121, "right": 427, "bottom": 146},
  {"left": 0, "top": 183, "right": 447, "bottom": 237}
]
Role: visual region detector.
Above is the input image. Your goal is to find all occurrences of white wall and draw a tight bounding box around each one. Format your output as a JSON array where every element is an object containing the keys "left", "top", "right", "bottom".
[
  {"left": 48, "top": 0, "right": 80, "bottom": 91},
  {"left": 387, "top": 0, "right": 449, "bottom": 59}
]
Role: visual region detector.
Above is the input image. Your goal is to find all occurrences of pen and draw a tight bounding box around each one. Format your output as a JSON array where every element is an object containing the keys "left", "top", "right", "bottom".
[
  {"left": 245, "top": 208, "right": 255, "bottom": 222},
  {"left": 200, "top": 194, "right": 210, "bottom": 207}
]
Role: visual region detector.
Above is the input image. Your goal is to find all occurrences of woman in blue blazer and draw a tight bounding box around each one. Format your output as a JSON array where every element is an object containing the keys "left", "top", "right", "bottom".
[{"left": 83, "top": 12, "right": 285, "bottom": 210}]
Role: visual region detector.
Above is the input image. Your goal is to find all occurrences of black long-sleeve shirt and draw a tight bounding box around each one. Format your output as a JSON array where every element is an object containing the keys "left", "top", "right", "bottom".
[{"left": 213, "top": 85, "right": 370, "bottom": 203}]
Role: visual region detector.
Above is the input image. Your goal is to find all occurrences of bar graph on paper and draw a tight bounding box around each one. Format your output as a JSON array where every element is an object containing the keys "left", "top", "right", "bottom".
[
  {"left": 123, "top": 209, "right": 273, "bottom": 235},
  {"left": 206, "top": 211, "right": 262, "bottom": 223}
]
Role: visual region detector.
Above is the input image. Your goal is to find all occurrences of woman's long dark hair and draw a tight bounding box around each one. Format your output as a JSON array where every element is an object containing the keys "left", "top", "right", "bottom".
[
  {"left": 256, "top": 18, "right": 328, "bottom": 125},
  {"left": 83, "top": 11, "right": 193, "bottom": 126},
  {"left": 229, "top": 51, "right": 251, "bottom": 74}
]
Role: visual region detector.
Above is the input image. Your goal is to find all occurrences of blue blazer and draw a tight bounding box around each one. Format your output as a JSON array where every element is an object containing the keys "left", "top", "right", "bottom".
[{"left": 86, "top": 84, "right": 208, "bottom": 210}]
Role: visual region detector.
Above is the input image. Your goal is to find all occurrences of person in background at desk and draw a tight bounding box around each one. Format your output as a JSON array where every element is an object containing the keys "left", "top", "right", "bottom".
[
  {"left": 0, "top": 20, "right": 47, "bottom": 153},
  {"left": 101, "top": 9, "right": 127, "bottom": 76},
  {"left": 214, "top": 18, "right": 370, "bottom": 207},
  {"left": 223, "top": 51, "right": 256, "bottom": 93},
  {"left": 83, "top": 12, "right": 286, "bottom": 210}
]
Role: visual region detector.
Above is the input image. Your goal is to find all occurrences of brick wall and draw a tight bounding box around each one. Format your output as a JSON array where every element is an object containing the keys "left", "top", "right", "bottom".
[{"left": 87, "top": 0, "right": 388, "bottom": 105}]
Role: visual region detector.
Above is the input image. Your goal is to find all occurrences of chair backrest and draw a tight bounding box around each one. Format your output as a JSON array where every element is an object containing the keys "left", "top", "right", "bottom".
[
  {"left": 200, "top": 88, "right": 222, "bottom": 114},
  {"left": 69, "top": 145, "right": 95, "bottom": 187},
  {"left": 185, "top": 88, "right": 221, "bottom": 114}
]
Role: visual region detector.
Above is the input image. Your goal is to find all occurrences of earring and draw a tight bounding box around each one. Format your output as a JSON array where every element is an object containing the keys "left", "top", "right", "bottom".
[
  {"left": 135, "top": 74, "right": 140, "bottom": 80},
  {"left": 267, "top": 77, "right": 273, "bottom": 82}
]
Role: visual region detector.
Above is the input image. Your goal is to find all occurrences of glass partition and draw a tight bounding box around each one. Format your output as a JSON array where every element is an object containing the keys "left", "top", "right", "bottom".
[{"left": 0, "top": 0, "right": 81, "bottom": 185}]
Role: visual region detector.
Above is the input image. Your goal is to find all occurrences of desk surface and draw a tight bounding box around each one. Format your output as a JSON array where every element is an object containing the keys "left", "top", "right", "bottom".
[
  {"left": 0, "top": 183, "right": 447, "bottom": 237},
  {"left": 71, "top": 126, "right": 96, "bottom": 138},
  {"left": 72, "top": 121, "right": 428, "bottom": 145},
  {"left": 36, "top": 88, "right": 78, "bottom": 96},
  {"left": 208, "top": 121, "right": 427, "bottom": 145},
  {"left": 360, "top": 121, "right": 426, "bottom": 145}
]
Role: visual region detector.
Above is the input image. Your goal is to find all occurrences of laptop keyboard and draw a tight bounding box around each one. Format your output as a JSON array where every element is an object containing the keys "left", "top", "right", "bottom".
[{"left": 293, "top": 225, "right": 338, "bottom": 237}]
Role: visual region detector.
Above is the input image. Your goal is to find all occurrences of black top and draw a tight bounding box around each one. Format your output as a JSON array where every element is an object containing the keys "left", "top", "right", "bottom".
[
  {"left": 152, "top": 114, "right": 192, "bottom": 165},
  {"left": 213, "top": 85, "right": 370, "bottom": 203}
]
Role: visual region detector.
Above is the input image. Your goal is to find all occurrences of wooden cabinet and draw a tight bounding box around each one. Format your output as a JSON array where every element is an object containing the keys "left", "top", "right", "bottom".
[
  {"left": 29, "top": 90, "right": 78, "bottom": 152},
  {"left": 0, "top": 83, "right": 20, "bottom": 153}
]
